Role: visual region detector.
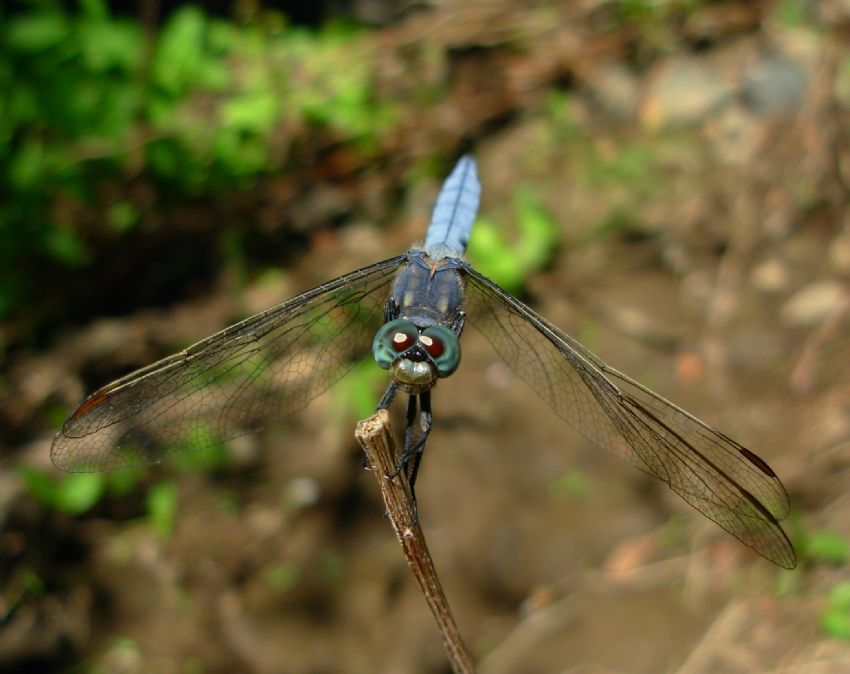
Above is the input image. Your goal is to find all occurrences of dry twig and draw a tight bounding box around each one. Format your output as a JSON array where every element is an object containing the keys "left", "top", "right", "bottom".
[{"left": 355, "top": 410, "right": 476, "bottom": 674}]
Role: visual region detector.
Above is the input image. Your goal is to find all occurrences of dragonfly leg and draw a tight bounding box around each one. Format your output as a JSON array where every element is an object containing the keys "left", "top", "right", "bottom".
[
  {"left": 396, "top": 391, "right": 432, "bottom": 516},
  {"left": 364, "top": 382, "right": 402, "bottom": 472},
  {"left": 450, "top": 311, "right": 466, "bottom": 337},
  {"left": 383, "top": 297, "right": 400, "bottom": 323},
  {"left": 406, "top": 390, "right": 432, "bottom": 490},
  {"left": 363, "top": 381, "right": 398, "bottom": 477},
  {"left": 376, "top": 381, "right": 400, "bottom": 410},
  {"left": 386, "top": 395, "right": 418, "bottom": 478},
  {"left": 401, "top": 394, "right": 419, "bottom": 477}
]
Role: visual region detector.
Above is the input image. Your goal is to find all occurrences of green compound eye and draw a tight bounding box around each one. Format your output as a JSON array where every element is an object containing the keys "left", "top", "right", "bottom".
[
  {"left": 420, "top": 325, "right": 460, "bottom": 377},
  {"left": 372, "top": 319, "right": 418, "bottom": 370}
]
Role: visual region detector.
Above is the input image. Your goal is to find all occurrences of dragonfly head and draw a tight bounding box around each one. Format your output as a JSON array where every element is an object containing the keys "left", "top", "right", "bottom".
[{"left": 372, "top": 318, "right": 460, "bottom": 392}]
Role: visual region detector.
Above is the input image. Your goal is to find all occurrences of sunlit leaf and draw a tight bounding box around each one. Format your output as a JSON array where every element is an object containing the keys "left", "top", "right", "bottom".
[
  {"left": 802, "top": 530, "right": 850, "bottom": 565},
  {"left": 146, "top": 481, "right": 178, "bottom": 538},
  {"left": 56, "top": 473, "right": 105, "bottom": 514},
  {"left": 78, "top": 19, "right": 144, "bottom": 73},
  {"left": 333, "top": 359, "right": 384, "bottom": 421},
  {"left": 221, "top": 92, "right": 279, "bottom": 134},
  {"left": 468, "top": 188, "right": 558, "bottom": 293},
  {"left": 6, "top": 13, "right": 70, "bottom": 51},
  {"left": 822, "top": 582, "right": 850, "bottom": 640}
]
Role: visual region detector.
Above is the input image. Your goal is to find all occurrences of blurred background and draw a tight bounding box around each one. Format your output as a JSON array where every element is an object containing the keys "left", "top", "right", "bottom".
[{"left": 2, "top": 0, "right": 850, "bottom": 672}]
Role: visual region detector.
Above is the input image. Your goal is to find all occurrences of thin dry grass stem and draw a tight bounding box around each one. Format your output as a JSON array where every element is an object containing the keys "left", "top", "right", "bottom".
[
  {"left": 673, "top": 600, "right": 753, "bottom": 674},
  {"left": 478, "top": 597, "right": 579, "bottom": 674},
  {"left": 355, "top": 409, "right": 476, "bottom": 674},
  {"left": 790, "top": 286, "right": 850, "bottom": 394}
]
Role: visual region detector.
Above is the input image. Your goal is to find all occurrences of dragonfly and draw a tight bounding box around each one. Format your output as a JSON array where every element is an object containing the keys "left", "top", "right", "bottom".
[{"left": 52, "top": 156, "right": 796, "bottom": 569}]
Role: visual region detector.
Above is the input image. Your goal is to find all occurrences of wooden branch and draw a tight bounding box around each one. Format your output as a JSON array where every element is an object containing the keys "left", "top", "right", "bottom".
[{"left": 355, "top": 410, "right": 476, "bottom": 674}]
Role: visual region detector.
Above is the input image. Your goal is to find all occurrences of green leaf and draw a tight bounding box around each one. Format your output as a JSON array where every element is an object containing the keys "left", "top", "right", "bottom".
[
  {"left": 829, "top": 582, "right": 850, "bottom": 608},
  {"left": 467, "top": 188, "right": 559, "bottom": 293},
  {"left": 221, "top": 91, "right": 279, "bottom": 134},
  {"left": 776, "top": 0, "right": 811, "bottom": 27},
  {"left": 79, "top": 0, "right": 109, "bottom": 20},
  {"left": 544, "top": 90, "right": 583, "bottom": 141},
  {"left": 6, "top": 13, "right": 70, "bottom": 52},
  {"left": 333, "top": 359, "right": 383, "bottom": 421},
  {"left": 44, "top": 227, "right": 90, "bottom": 267},
  {"left": 149, "top": 10, "right": 230, "bottom": 95},
  {"left": 9, "top": 140, "right": 48, "bottom": 190},
  {"left": 78, "top": 19, "right": 144, "bottom": 73},
  {"left": 46, "top": 404, "right": 70, "bottom": 430},
  {"left": 264, "top": 562, "right": 300, "bottom": 594},
  {"left": 107, "top": 201, "right": 139, "bottom": 231},
  {"left": 171, "top": 423, "right": 229, "bottom": 472},
  {"left": 19, "top": 467, "right": 59, "bottom": 508},
  {"left": 146, "top": 481, "right": 178, "bottom": 538},
  {"left": 212, "top": 129, "right": 269, "bottom": 178},
  {"left": 821, "top": 607, "right": 850, "bottom": 640},
  {"left": 802, "top": 530, "right": 850, "bottom": 565},
  {"left": 550, "top": 470, "right": 592, "bottom": 499},
  {"left": 822, "top": 584, "right": 850, "bottom": 640},
  {"left": 150, "top": 7, "right": 208, "bottom": 96},
  {"left": 56, "top": 473, "right": 105, "bottom": 514},
  {"left": 514, "top": 187, "right": 559, "bottom": 273},
  {"left": 106, "top": 467, "right": 142, "bottom": 497},
  {"left": 20, "top": 568, "right": 46, "bottom": 596}
]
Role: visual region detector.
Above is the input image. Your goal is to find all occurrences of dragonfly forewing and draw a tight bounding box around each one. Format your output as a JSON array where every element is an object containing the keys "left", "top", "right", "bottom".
[
  {"left": 463, "top": 265, "right": 796, "bottom": 569},
  {"left": 51, "top": 256, "right": 405, "bottom": 473}
]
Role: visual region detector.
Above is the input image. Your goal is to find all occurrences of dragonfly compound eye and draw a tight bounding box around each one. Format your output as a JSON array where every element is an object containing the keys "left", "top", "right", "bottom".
[
  {"left": 421, "top": 325, "right": 460, "bottom": 377},
  {"left": 419, "top": 333, "right": 444, "bottom": 357},
  {"left": 392, "top": 331, "right": 415, "bottom": 351},
  {"left": 372, "top": 319, "right": 419, "bottom": 370}
]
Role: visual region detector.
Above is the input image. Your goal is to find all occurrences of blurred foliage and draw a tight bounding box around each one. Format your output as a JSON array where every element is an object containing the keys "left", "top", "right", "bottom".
[
  {"left": 468, "top": 187, "right": 559, "bottom": 292},
  {"left": 654, "top": 513, "right": 688, "bottom": 553},
  {"left": 145, "top": 480, "right": 178, "bottom": 538},
  {"left": 89, "top": 637, "right": 144, "bottom": 674},
  {"left": 613, "top": 0, "right": 706, "bottom": 22},
  {"left": 775, "top": 0, "right": 815, "bottom": 28},
  {"left": 264, "top": 561, "right": 301, "bottom": 595},
  {"left": 2, "top": 567, "right": 45, "bottom": 623},
  {"left": 549, "top": 469, "right": 592, "bottom": 500},
  {"left": 331, "top": 358, "right": 386, "bottom": 421},
  {"left": 19, "top": 468, "right": 106, "bottom": 514},
  {"left": 821, "top": 582, "right": 850, "bottom": 640},
  {"left": 0, "top": 1, "right": 396, "bottom": 321},
  {"left": 318, "top": 549, "right": 345, "bottom": 585},
  {"left": 20, "top": 421, "right": 227, "bottom": 521},
  {"left": 608, "top": 0, "right": 747, "bottom": 52},
  {"left": 799, "top": 529, "right": 850, "bottom": 566},
  {"left": 536, "top": 91, "right": 663, "bottom": 242},
  {"left": 19, "top": 464, "right": 149, "bottom": 516},
  {"left": 170, "top": 422, "right": 231, "bottom": 472}
]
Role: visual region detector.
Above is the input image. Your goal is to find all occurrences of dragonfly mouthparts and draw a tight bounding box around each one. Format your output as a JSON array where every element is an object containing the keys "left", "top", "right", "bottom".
[{"left": 391, "top": 357, "right": 437, "bottom": 392}]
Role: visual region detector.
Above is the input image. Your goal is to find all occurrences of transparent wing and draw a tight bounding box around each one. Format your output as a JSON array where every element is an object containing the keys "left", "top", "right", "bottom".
[
  {"left": 463, "top": 266, "right": 796, "bottom": 569},
  {"left": 52, "top": 256, "right": 405, "bottom": 472}
]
